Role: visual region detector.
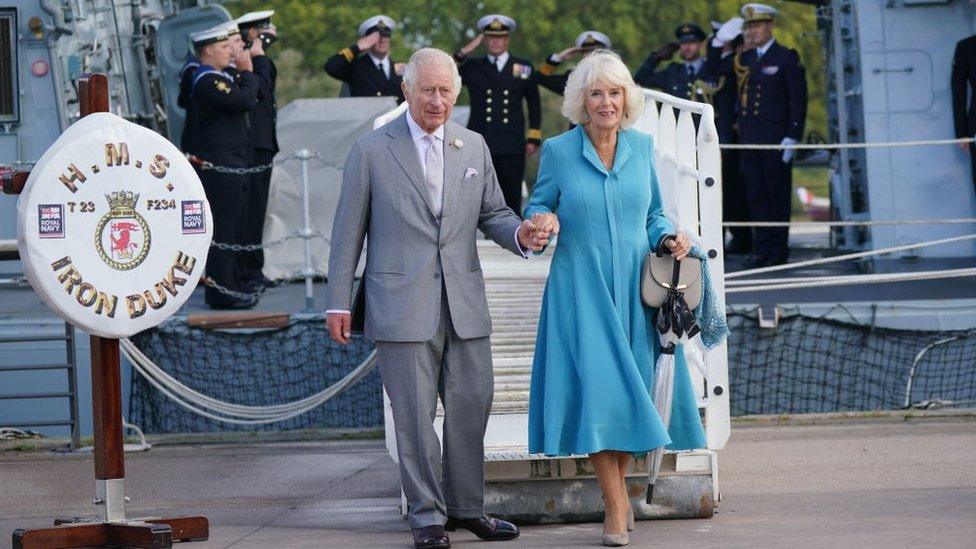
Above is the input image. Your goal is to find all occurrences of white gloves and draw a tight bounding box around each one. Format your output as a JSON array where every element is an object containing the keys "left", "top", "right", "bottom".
[
  {"left": 780, "top": 137, "right": 799, "bottom": 163},
  {"left": 712, "top": 17, "right": 744, "bottom": 48}
]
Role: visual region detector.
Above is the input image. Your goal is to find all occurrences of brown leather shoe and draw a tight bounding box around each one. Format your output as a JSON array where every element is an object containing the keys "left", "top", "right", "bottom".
[
  {"left": 412, "top": 525, "right": 450, "bottom": 549},
  {"left": 445, "top": 516, "right": 519, "bottom": 541}
]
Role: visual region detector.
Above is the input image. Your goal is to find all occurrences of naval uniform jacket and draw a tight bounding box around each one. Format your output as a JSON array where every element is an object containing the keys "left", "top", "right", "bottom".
[
  {"left": 734, "top": 41, "right": 807, "bottom": 144},
  {"left": 250, "top": 54, "right": 279, "bottom": 154},
  {"left": 456, "top": 52, "right": 542, "bottom": 154},
  {"left": 324, "top": 45, "right": 404, "bottom": 102},
  {"left": 952, "top": 35, "right": 976, "bottom": 140},
  {"left": 634, "top": 56, "right": 717, "bottom": 103},
  {"left": 534, "top": 54, "right": 571, "bottom": 95},
  {"left": 189, "top": 66, "right": 259, "bottom": 167}
]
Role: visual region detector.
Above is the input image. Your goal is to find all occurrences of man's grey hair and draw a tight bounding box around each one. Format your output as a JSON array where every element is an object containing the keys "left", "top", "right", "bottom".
[
  {"left": 402, "top": 48, "right": 462, "bottom": 95},
  {"left": 562, "top": 49, "right": 645, "bottom": 128}
]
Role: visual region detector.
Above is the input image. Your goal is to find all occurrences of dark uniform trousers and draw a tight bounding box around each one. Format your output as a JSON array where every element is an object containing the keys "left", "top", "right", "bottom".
[
  {"left": 704, "top": 44, "right": 752, "bottom": 253},
  {"left": 735, "top": 41, "right": 807, "bottom": 264},
  {"left": 189, "top": 68, "right": 259, "bottom": 305},
  {"left": 951, "top": 35, "right": 976, "bottom": 193},
  {"left": 457, "top": 53, "right": 542, "bottom": 215},
  {"left": 242, "top": 54, "right": 279, "bottom": 279}
]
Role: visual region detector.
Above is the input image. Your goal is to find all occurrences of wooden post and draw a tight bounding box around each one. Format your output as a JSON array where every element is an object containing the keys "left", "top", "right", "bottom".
[{"left": 12, "top": 73, "right": 210, "bottom": 548}]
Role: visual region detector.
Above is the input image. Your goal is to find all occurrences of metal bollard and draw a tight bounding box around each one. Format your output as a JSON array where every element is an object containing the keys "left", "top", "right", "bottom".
[{"left": 296, "top": 149, "right": 315, "bottom": 312}]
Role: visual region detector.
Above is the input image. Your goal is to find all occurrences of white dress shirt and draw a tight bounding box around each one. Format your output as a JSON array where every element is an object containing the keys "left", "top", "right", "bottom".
[
  {"left": 487, "top": 51, "right": 510, "bottom": 72},
  {"left": 756, "top": 38, "right": 776, "bottom": 59},
  {"left": 368, "top": 53, "right": 390, "bottom": 79}
]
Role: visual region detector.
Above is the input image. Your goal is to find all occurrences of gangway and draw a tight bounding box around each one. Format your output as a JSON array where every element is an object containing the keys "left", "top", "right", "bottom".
[{"left": 372, "top": 86, "right": 729, "bottom": 522}]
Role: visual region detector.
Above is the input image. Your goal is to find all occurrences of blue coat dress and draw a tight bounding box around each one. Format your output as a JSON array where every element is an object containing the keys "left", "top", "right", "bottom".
[{"left": 525, "top": 125, "right": 707, "bottom": 456}]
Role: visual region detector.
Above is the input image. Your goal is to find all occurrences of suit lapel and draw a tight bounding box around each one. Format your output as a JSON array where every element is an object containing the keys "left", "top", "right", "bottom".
[
  {"left": 387, "top": 115, "right": 437, "bottom": 217},
  {"left": 441, "top": 122, "right": 465, "bottom": 220}
]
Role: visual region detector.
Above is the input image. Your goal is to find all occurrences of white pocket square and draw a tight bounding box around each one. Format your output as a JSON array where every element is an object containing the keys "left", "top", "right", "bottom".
[{"left": 463, "top": 167, "right": 479, "bottom": 179}]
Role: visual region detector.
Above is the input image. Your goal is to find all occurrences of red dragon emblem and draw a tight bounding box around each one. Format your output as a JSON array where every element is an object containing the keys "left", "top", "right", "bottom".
[{"left": 110, "top": 220, "right": 141, "bottom": 258}]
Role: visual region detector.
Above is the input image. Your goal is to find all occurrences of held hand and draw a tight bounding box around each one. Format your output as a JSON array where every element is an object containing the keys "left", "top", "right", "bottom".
[
  {"left": 525, "top": 143, "right": 539, "bottom": 157},
  {"left": 236, "top": 50, "right": 253, "bottom": 72},
  {"left": 356, "top": 31, "right": 381, "bottom": 52},
  {"left": 461, "top": 33, "right": 485, "bottom": 55},
  {"left": 531, "top": 212, "right": 560, "bottom": 239},
  {"left": 653, "top": 41, "right": 680, "bottom": 60},
  {"left": 518, "top": 217, "right": 550, "bottom": 252},
  {"left": 326, "top": 312, "right": 352, "bottom": 345},
  {"left": 666, "top": 232, "right": 692, "bottom": 260}
]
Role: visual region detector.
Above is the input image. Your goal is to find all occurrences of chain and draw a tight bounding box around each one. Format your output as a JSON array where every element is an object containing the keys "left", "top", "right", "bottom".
[
  {"left": 193, "top": 151, "right": 344, "bottom": 174},
  {"left": 202, "top": 269, "right": 328, "bottom": 300},
  {"left": 210, "top": 230, "right": 328, "bottom": 252}
]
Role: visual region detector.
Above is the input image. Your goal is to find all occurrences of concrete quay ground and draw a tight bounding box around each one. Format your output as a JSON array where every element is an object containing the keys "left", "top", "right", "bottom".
[{"left": 2, "top": 412, "right": 975, "bottom": 549}]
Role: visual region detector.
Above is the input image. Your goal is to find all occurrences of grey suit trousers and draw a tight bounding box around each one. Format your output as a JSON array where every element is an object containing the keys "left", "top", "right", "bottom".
[{"left": 376, "top": 286, "right": 494, "bottom": 529}]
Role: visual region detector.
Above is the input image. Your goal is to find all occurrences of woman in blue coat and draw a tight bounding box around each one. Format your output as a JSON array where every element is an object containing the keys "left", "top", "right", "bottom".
[{"left": 525, "top": 50, "right": 706, "bottom": 547}]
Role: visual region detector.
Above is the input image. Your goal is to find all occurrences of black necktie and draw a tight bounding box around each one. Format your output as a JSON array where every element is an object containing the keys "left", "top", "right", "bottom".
[{"left": 687, "top": 65, "right": 695, "bottom": 79}]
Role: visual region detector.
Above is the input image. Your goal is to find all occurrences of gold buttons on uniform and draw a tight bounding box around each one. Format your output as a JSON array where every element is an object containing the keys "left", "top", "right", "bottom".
[
  {"left": 503, "top": 89, "right": 509, "bottom": 95},
  {"left": 503, "top": 99, "right": 509, "bottom": 105},
  {"left": 487, "top": 89, "right": 493, "bottom": 95},
  {"left": 503, "top": 118, "right": 509, "bottom": 123},
  {"left": 487, "top": 116, "right": 492, "bottom": 122},
  {"left": 487, "top": 107, "right": 492, "bottom": 113},
  {"left": 376, "top": 92, "right": 381, "bottom": 96},
  {"left": 753, "top": 110, "right": 759, "bottom": 115},
  {"left": 503, "top": 108, "right": 508, "bottom": 114}
]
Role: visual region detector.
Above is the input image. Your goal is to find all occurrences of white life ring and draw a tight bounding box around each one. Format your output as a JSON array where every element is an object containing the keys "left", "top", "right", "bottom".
[{"left": 17, "top": 113, "right": 213, "bottom": 338}]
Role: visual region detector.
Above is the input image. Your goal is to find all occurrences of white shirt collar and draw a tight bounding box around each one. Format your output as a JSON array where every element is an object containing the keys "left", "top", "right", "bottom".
[
  {"left": 405, "top": 111, "right": 444, "bottom": 143},
  {"left": 685, "top": 58, "right": 704, "bottom": 73},
  {"left": 368, "top": 53, "right": 388, "bottom": 66},
  {"left": 488, "top": 51, "right": 510, "bottom": 70},
  {"left": 757, "top": 38, "right": 776, "bottom": 57}
]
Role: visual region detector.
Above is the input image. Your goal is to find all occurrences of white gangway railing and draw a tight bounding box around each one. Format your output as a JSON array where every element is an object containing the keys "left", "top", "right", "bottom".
[{"left": 635, "top": 88, "right": 731, "bottom": 453}]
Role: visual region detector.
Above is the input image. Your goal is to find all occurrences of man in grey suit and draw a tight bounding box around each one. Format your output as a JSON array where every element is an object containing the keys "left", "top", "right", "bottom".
[{"left": 326, "top": 48, "right": 552, "bottom": 549}]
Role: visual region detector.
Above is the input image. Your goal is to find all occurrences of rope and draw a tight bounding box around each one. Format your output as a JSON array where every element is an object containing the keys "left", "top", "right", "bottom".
[
  {"left": 720, "top": 137, "right": 976, "bottom": 150},
  {"left": 726, "top": 267, "right": 976, "bottom": 293},
  {"left": 726, "top": 233, "right": 976, "bottom": 279},
  {"left": 722, "top": 218, "right": 976, "bottom": 228},
  {"left": 121, "top": 338, "right": 378, "bottom": 425},
  {"left": 904, "top": 330, "right": 976, "bottom": 409}
]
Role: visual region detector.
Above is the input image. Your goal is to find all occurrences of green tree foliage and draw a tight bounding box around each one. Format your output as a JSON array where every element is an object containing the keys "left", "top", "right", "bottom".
[{"left": 227, "top": 0, "right": 825, "bottom": 145}]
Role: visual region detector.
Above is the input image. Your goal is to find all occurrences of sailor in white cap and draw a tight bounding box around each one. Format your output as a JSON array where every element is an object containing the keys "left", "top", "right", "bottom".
[
  {"left": 235, "top": 10, "right": 279, "bottom": 289},
  {"left": 324, "top": 14, "right": 404, "bottom": 102},
  {"left": 704, "top": 16, "right": 752, "bottom": 255},
  {"left": 454, "top": 13, "right": 542, "bottom": 214},
  {"left": 535, "top": 30, "right": 612, "bottom": 95},
  {"left": 733, "top": 2, "right": 808, "bottom": 267},
  {"left": 186, "top": 24, "right": 261, "bottom": 308}
]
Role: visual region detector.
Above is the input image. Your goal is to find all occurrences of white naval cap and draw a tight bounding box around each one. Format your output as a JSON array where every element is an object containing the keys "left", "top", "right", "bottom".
[
  {"left": 212, "top": 21, "right": 241, "bottom": 36},
  {"left": 575, "top": 31, "right": 611, "bottom": 50},
  {"left": 235, "top": 10, "right": 275, "bottom": 29},
  {"left": 358, "top": 15, "right": 396, "bottom": 37},
  {"left": 190, "top": 27, "right": 228, "bottom": 47},
  {"left": 716, "top": 17, "right": 744, "bottom": 42},
  {"left": 741, "top": 3, "right": 778, "bottom": 23},
  {"left": 478, "top": 14, "right": 516, "bottom": 35}
]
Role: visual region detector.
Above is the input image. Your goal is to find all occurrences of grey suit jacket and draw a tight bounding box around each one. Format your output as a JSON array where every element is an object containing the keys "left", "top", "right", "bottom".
[{"left": 326, "top": 113, "right": 524, "bottom": 342}]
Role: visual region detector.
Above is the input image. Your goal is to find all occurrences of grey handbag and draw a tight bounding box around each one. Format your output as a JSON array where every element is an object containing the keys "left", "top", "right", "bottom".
[{"left": 640, "top": 252, "right": 702, "bottom": 310}]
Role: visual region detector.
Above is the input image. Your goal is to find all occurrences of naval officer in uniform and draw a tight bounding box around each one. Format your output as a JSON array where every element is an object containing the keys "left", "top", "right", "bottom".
[
  {"left": 455, "top": 14, "right": 542, "bottom": 215},
  {"left": 952, "top": 31, "right": 976, "bottom": 193},
  {"left": 534, "top": 30, "right": 612, "bottom": 95},
  {"left": 635, "top": 23, "right": 715, "bottom": 103},
  {"left": 735, "top": 3, "right": 808, "bottom": 268},
  {"left": 237, "top": 10, "right": 279, "bottom": 289},
  {"left": 324, "top": 15, "right": 405, "bottom": 102},
  {"left": 189, "top": 25, "right": 260, "bottom": 308}
]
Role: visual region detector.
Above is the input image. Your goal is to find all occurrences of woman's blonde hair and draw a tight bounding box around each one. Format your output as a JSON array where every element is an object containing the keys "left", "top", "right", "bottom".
[{"left": 561, "top": 49, "right": 645, "bottom": 129}]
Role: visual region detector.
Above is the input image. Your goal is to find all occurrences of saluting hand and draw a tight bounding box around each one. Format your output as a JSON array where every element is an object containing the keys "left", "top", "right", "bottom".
[
  {"left": 249, "top": 36, "right": 265, "bottom": 57},
  {"left": 460, "top": 33, "right": 485, "bottom": 56},
  {"left": 356, "top": 31, "right": 381, "bottom": 52}
]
